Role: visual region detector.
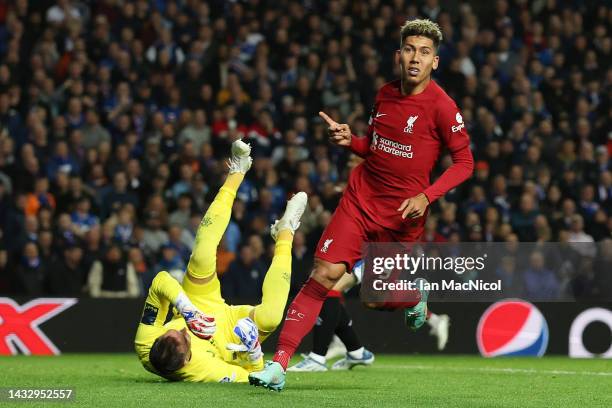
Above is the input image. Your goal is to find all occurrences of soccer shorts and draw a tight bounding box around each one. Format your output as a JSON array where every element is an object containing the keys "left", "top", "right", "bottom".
[
  {"left": 315, "top": 193, "right": 425, "bottom": 271},
  {"left": 182, "top": 274, "right": 255, "bottom": 363}
]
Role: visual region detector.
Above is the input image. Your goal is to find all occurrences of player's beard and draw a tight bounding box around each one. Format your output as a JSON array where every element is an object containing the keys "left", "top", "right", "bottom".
[
  {"left": 400, "top": 63, "right": 432, "bottom": 93},
  {"left": 402, "top": 65, "right": 432, "bottom": 87}
]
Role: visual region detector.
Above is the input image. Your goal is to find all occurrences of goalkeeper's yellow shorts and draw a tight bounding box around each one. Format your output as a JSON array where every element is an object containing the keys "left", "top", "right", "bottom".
[{"left": 181, "top": 273, "right": 254, "bottom": 363}]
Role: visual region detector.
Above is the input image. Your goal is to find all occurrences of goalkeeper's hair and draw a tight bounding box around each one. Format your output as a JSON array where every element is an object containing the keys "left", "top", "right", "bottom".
[
  {"left": 149, "top": 336, "right": 186, "bottom": 375},
  {"left": 400, "top": 19, "right": 443, "bottom": 51}
]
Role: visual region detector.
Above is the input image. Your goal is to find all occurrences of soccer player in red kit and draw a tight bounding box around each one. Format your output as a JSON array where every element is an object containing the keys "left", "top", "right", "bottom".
[{"left": 250, "top": 19, "right": 474, "bottom": 391}]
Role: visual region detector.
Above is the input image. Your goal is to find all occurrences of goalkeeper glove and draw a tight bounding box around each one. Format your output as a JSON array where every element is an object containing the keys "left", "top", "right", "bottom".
[
  {"left": 175, "top": 292, "right": 216, "bottom": 340},
  {"left": 225, "top": 317, "right": 263, "bottom": 361}
]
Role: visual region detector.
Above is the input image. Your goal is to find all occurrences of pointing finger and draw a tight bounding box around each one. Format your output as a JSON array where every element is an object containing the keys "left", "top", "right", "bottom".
[{"left": 319, "top": 111, "right": 338, "bottom": 127}]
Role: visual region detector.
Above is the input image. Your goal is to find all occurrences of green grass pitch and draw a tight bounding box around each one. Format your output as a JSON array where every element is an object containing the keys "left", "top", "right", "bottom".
[{"left": 1, "top": 354, "right": 611, "bottom": 407}]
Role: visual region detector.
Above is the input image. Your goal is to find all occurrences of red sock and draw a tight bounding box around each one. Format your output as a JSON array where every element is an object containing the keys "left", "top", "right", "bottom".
[{"left": 273, "top": 278, "right": 329, "bottom": 370}]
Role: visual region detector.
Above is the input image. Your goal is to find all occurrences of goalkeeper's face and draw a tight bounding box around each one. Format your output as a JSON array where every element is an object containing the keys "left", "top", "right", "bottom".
[
  {"left": 150, "top": 328, "right": 192, "bottom": 374},
  {"left": 163, "top": 328, "right": 192, "bottom": 353}
]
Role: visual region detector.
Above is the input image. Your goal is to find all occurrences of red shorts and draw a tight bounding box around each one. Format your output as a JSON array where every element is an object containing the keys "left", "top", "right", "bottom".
[{"left": 315, "top": 194, "right": 425, "bottom": 271}]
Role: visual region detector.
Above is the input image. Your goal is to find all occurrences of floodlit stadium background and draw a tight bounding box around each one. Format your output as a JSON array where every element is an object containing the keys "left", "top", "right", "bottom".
[{"left": 0, "top": 0, "right": 610, "bottom": 361}]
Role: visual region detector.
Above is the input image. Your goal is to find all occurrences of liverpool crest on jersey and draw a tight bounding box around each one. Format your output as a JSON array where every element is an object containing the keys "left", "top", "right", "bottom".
[{"left": 404, "top": 115, "right": 418, "bottom": 133}]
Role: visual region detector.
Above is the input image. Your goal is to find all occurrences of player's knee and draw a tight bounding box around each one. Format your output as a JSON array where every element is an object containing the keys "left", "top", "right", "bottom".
[
  {"left": 311, "top": 260, "right": 345, "bottom": 288},
  {"left": 151, "top": 271, "right": 171, "bottom": 289},
  {"left": 254, "top": 308, "right": 283, "bottom": 333}
]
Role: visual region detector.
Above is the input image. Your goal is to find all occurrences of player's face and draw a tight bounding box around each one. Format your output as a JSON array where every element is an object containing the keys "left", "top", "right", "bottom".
[
  {"left": 396, "top": 35, "right": 439, "bottom": 86},
  {"left": 162, "top": 328, "right": 191, "bottom": 361},
  {"left": 181, "top": 327, "right": 191, "bottom": 346}
]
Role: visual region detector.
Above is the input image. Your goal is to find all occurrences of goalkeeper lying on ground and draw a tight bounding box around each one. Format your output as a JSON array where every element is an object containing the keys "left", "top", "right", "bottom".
[{"left": 134, "top": 139, "right": 307, "bottom": 383}]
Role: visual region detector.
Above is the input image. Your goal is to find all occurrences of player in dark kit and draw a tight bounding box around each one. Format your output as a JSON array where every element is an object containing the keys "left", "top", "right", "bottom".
[{"left": 250, "top": 19, "right": 474, "bottom": 391}]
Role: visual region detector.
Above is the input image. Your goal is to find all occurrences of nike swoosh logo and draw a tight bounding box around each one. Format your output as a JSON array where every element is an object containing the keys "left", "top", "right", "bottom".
[
  {"left": 375, "top": 113, "right": 387, "bottom": 118},
  {"left": 284, "top": 317, "right": 300, "bottom": 322}
]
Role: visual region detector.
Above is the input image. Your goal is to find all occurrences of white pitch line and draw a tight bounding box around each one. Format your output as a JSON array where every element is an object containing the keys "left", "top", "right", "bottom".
[{"left": 374, "top": 364, "right": 612, "bottom": 377}]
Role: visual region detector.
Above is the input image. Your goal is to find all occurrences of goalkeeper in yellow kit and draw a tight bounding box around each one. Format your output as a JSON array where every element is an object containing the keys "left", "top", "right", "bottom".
[{"left": 134, "top": 139, "right": 308, "bottom": 383}]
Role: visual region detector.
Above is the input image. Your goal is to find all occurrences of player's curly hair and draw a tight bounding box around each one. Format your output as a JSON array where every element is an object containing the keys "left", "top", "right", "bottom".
[
  {"left": 149, "top": 336, "right": 187, "bottom": 376},
  {"left": 400, "top": 19, "right": 443, "bottom": 50}
]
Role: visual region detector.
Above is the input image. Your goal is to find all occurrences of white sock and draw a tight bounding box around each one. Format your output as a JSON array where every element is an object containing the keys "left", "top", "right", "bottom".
[
  {"left": 348, "top": 347, "right": 364, "bottom": 359},
  {"left": 308, "top": 352, "right": 326, "bottom": 365},
  {"left": 427, "top": 312, "right": 440, "bottom": 328}
]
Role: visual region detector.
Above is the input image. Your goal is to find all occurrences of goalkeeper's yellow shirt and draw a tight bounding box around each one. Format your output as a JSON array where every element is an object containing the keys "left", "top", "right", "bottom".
[{"left": 134, "top": 272, "right": 263, "bottom": 383}]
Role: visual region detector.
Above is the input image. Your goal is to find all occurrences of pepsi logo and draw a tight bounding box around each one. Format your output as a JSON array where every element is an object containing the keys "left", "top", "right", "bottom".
[{"left": 477, "top": 300, "right": 549, "bottom": 357}]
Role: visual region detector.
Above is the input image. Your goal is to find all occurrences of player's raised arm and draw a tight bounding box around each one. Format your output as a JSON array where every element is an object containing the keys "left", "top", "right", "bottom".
[
  {"left": 319, "top": 110, "right": 373, "bottom": 157},
  {"left": 319, "top": 111, "right": 351, "bottom": 146}
]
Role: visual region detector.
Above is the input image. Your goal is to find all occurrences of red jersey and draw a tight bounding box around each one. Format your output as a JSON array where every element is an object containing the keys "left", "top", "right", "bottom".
[{"left": 346, "top": 79, "right": 473, "bottom": 233}]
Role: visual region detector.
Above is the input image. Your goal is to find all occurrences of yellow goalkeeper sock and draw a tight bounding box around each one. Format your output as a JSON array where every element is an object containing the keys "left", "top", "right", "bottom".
[
  {"left": 254, "top": 235, "right": 293, "bottom": 338},
  {"left": 186, "top": 173, "right": 243, "bottom": 281}
]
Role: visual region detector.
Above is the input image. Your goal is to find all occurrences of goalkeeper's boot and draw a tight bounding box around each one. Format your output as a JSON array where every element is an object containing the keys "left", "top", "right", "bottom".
[
  {"left": 270, "top": 192, "right": 307, "bottom": 241},
  {"left": 331, "top": 348, "right": 374, "bottom": 371},
  {"left": 228, "top": 139, "right": 252, "bottom": 174},
  {"left": 404, "top": 278, "right": 429, "bottom": 331},
  {"left": 249, "top": 361, "right": 286, "bottom": 392},
  {"left": 429, "top": 314, "right": 450, "bottom": 350},
  {"left": 287, "top": 354, "right": 328, "bottom": 372}
]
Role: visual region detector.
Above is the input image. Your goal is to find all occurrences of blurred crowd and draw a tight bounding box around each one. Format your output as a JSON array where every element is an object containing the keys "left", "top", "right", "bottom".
[{"left": 0, "top": 0, "right": 610, "bottom": 300}]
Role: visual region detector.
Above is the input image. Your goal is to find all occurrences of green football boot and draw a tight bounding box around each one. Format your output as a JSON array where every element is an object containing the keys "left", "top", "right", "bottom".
[
  {"left": 249, "top": 361, "right": 286, "bottom": 392},
  {"left": 404, "top": 278, "right": 429, "bottom": 331}
]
